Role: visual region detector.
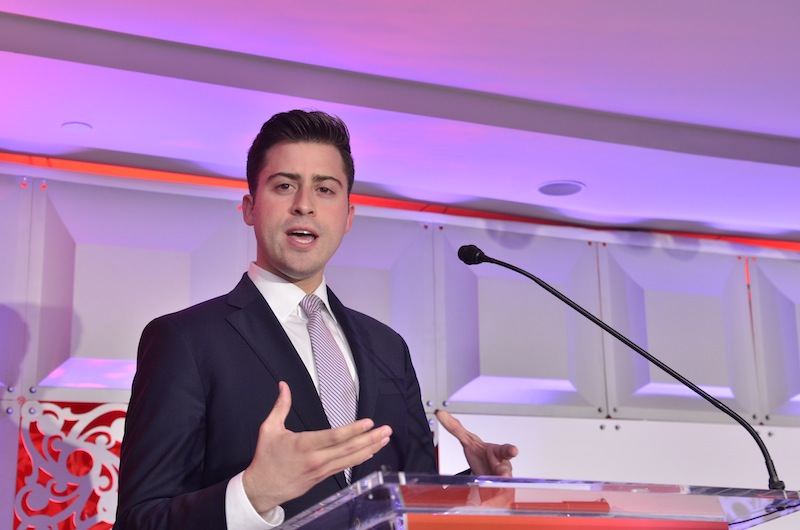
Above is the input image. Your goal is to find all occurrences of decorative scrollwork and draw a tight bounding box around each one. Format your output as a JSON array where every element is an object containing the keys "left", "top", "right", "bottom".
[{"left": 15, "top": 402, "right": 125, "bottom": 529}]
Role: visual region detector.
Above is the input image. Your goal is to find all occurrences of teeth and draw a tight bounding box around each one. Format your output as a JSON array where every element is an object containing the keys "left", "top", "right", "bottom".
[{"left": 290, "top": 230, "right": 316, "bottom": 238}]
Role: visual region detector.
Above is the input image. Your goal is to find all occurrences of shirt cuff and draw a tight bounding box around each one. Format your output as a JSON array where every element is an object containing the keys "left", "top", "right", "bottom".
[{"left": 225, "top": 471, "right": 285, "bottom": 529}]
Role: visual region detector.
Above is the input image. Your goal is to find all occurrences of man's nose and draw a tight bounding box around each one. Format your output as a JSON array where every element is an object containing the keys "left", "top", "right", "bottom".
[{"left": 291, "top": 187, "right": 314, "bottom": 215}]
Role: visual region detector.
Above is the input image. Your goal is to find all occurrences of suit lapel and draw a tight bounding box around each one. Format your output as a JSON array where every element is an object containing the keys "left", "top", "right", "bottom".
[
  {"left": 326, "top": 289, "right": 380, "bottom": 427},
  {"left": 328, "top": 289, "right": 383, "bottom": 485},
  {"left": 226, "top": 275, "right": 329, "bottom": 433}
]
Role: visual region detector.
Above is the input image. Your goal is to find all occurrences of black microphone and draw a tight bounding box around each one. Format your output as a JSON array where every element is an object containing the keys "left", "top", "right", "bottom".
[
  {"left": 457, "top": 244, "right": 786, "bottom": 491},
  {"left": 457, "top": 244, "right": 487, "bottom": 265}
]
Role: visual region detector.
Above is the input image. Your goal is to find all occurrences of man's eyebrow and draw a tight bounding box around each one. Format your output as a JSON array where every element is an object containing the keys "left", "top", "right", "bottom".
[
  {"left": 312, "top": 174, "right": 344, "bottom": 187},
  {"left": 266, "top": 172, "right": 344, "bottom": 187},
  {"left": 265, "top": 172, "right": 300, "bottom": 182}
]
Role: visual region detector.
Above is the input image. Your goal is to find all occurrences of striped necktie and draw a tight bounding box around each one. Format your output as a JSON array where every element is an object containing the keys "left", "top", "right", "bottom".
[{"left": 300, "top": 294, "right": 358, "bottom": 483}]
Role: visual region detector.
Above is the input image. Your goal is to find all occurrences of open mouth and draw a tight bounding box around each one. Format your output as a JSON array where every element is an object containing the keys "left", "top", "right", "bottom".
[{"left": 288, "top": 229, "right": 318, "bottom": 243}]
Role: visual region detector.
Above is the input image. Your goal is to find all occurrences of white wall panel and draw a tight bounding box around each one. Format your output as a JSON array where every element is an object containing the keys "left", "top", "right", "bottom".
[
  {"left": 434, "top": 222, "right": 607, "bottom": 418},
  {"left": 0, "top": 176, "right": 31, "bottom": 396},
  {"left": 19, "top": 179, "right": 249, "bottom": 402},
  {"left": 25, "top": 182, "right": 77, "bottom": 393},
  {"left": 599, "top": 238, "right": 759, "bottom": 423},
  {"left": 72, "top": 244, "right": 191, "bottom": 360},
  {"left": 750, "top": 255, "right": 800, "bottom": 425},
  {"left": 189, "top": 206, "right": 252, "bottom": 304}
]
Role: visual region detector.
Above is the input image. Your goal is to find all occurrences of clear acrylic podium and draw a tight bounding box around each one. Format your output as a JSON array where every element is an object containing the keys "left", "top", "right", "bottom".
[{"left": 280, "top": 472, "right": 800, "bottom": 529}]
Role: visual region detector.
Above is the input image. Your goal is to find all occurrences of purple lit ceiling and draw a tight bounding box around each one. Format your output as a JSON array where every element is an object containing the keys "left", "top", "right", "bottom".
[{"left": 1, "top": 1, "right": 799, "bottom": 240}]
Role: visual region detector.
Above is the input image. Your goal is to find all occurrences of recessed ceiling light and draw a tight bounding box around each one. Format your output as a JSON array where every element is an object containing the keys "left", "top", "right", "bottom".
[
  {"left": 61, "top": 121, "right": 93, "bottom": 133},
  {"left": 538, "top": 180, "right": 585, "bottom": 196}
]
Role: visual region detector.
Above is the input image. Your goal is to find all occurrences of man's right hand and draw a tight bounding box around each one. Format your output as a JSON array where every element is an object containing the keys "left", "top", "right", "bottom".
[{"left": 242, "top": 381, "right": 392, "bottom": 515}]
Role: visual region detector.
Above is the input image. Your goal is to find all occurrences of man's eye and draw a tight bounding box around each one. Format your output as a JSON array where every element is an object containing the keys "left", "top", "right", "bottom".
[{"left": 318, "top": 187, "right": 333, "bottom": 194}]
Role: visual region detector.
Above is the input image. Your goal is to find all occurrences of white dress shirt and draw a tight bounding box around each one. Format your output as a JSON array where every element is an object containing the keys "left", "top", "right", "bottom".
[{"left": 224, "top": 263, "right": 359, "bottom": 529}]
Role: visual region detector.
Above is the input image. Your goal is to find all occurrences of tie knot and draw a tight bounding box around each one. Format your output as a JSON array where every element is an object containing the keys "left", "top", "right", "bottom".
[{"left": 300, "top": 293, "right": 324, "bottom": 317}]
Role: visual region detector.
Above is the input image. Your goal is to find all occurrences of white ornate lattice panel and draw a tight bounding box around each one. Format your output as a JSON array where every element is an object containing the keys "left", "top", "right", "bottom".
[{"left": 15, "top": 401, "right": 125, "bottom": 530}]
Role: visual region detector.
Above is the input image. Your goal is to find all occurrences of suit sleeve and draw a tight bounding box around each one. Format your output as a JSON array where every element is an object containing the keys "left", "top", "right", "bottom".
[
  {"left": 400, "top": 337, "right": 438, "bottom": 474},
  {"left": 114, "top": 316, "right": 228, "bottom": 530}
]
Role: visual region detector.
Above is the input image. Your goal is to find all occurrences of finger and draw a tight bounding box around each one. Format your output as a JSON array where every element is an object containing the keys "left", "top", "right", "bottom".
[
  {"left": 502, "top": 443, "right": 519, "bottom": 460},
  {"left": 488, "top": 444, "right": 518, "bottom": 464},
  {"left": 319, "top": 425, "right": 392, "bottom": 462},
  {"left": 315, "top": 426, "right": 392, "bottom": 476},
  {"left": 435, "top": 410, "right": 475, "bottom": 443},
  {"left": 291, "top": 425, "right": 392, "bottom": 483},
  {"left": 487, "top": 444, "right": 516, "bottom": 477},
  {"left": 492, "top": 462, "right": 513, "bottom": 477},
  {"left": 486, "top": 445, "right": 501, "bottom": 466},
  {"left": 263, "top": 381, "right": 292, "bottom": 429},
  {"left": 298, "top": 418, "right": 378, "bottom": 451},
  {"left": 491, "top": 454, "right": 514, "bottom": 477},
  {"left": 327, "top": 423, "right": 389, "bottom": 459}
]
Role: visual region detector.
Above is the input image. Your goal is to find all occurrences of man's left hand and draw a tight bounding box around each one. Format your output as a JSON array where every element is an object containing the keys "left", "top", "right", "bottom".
[{"left": 435, "top": 410, "right": 518, "bottom": 477}]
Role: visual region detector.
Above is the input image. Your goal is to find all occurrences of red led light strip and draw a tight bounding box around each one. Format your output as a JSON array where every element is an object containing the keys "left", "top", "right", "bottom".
[{"left": 3, "top": 152, "right": 800, "bottom": 252}]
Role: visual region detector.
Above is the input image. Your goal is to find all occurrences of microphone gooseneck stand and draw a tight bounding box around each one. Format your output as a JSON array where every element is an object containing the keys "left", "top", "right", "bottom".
[{"left": 457, "top": 244, "right": 785, "bottom": 491}]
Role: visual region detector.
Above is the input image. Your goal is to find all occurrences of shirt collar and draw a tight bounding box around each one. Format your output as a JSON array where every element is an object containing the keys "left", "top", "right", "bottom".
[{"left": 247, "top": 262, "right": 333, "bottom": 322}]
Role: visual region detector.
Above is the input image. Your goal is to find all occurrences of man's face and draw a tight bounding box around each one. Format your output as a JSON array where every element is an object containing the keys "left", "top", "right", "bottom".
[{"left": 242, "top": 141, "right": 354, "bottom": 293}]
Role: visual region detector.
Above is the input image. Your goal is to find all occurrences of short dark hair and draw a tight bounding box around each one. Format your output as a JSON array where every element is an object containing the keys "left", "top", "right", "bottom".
[{"left": 246, "top": 109, "right": 355, "bottom": 196}]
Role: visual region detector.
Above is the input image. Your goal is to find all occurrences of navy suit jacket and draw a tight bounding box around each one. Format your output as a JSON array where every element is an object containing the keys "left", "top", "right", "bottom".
[{"left": 115, "top": 274, "right": 436, "bottom": 529}]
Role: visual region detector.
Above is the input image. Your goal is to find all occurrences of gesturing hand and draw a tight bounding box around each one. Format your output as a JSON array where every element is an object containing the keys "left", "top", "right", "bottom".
[
  {"left": 435, "top": 409, "right": 518, "bottom": 477},
  {"left": 242, "top": 381, "right": 392, "bottom": 515}
]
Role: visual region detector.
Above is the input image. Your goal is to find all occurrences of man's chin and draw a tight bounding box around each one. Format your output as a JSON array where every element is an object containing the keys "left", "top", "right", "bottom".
[{"left": 281, "top": 266, "right": 326, "bottom": 289}]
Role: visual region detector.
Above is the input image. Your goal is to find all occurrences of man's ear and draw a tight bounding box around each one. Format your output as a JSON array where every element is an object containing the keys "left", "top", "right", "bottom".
[
  {"left": 344, "top": 202, "right": 355, "bottom": 233},
  {"left": 242, "top": 194, "right": 255, "bottom": 226}
]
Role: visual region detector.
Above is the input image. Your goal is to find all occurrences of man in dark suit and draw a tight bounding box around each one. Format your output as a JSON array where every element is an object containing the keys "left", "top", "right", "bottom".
[{"left": 115, "top": 110, "right": 517, "bottom": 529}]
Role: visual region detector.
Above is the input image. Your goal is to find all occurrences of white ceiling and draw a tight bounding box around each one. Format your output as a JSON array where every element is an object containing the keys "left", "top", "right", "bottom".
[{"left": 1, "top": 1, "right": 799, "bottom": 240}]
